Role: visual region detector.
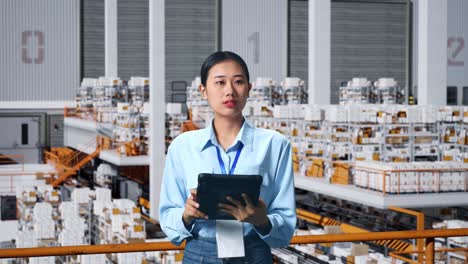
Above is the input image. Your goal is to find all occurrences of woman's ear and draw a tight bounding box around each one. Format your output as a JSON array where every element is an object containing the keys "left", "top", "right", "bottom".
[
  {"left": 199, "top": 84, "right": 208, "bottom": 99},
  {"left": 248, "top": 83, "right": 252, "bottom": 96}
]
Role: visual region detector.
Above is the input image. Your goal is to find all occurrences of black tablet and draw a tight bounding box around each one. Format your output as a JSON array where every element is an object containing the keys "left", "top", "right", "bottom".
[{"left": 197, "top": 173, "right": 263, "bottom": 220}]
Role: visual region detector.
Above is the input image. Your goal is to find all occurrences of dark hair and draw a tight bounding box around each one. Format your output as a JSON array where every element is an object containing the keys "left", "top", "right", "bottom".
[{"left": 200, "top": 51, "right": 250, "bottom": 86}]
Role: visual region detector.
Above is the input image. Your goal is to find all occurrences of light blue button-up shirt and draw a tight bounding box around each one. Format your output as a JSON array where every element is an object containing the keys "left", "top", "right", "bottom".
[{"left": 159, "top": 118, "right": 296, "bottom": 248}]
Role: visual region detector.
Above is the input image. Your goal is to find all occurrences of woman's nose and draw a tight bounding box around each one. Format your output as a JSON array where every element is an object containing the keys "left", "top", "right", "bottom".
[{"left": 224, "top": 81, "right": 234, "bottom": 95}]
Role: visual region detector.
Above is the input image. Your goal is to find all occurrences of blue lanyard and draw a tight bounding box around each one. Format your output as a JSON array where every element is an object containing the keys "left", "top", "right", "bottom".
[{"left": 215, "top": 143, "right": 244, "bottom": 175}]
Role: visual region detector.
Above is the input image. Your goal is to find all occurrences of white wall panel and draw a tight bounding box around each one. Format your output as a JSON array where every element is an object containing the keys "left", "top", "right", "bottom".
[
  {"left": 222, "top": 0, "right": 287, "bottom": 81},
  {"left": 118, "top": 0, "right": 149, "bottom": 80},
  {"left": 289, "top": 0, "right": 308, "bottom": 85},
  {"left": 166, "top": 0, "right": 216, "bottom": 102},
  {"left": 0, "top": 0, "right": 79, "bottom": 101},
  {"left": 82, "top": 0, "right": 105, "bottom": 78},
  {"left": 331, "top": 1, "right": 408, "bottom": 104},
  {"left": 413, "top": 0, "right": 468, "bottom": 104}
]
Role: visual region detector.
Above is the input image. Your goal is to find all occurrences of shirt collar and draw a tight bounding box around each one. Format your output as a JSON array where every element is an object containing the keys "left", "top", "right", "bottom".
[{"left": 199, "top": 117, "right": 254, "bottom": 152}]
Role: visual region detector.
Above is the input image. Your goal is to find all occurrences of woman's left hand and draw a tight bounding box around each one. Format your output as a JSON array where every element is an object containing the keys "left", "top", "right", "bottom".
[{"left": 219, "top": 194, "right": 270, "bottom": 230}]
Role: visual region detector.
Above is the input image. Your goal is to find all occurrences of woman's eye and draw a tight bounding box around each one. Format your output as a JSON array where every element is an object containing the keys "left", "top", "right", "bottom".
[
  {"left": 215, "top": 81, "right": 224, "bottom": 85},
  {"left": 235, "top": 80, "right": 245, "bottom": 85}
]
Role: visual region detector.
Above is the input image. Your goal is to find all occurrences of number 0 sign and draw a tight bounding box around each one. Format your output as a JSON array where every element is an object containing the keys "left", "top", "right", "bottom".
[{"left": 22, "top": 31, "right": 45, "bottom": 64}]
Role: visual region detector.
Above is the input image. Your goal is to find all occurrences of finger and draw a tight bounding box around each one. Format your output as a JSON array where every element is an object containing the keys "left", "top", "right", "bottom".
[
  {"left": 258, "top": 198, "right": 267, "bottom": 209},
  {"left": 241, "top": 193, "right": 254, "bottom": 207},
  {"left": 195, "top": 210, "right": 207, "bottom": 219},
  {"left": 226, "top": 196, "right": 243, "bottom": 208},
  {"left": 219, "top": 208, "right": 240, "bottom": 220},
  {"left": 191, "top": 210, "right": 206, "bottom": 219},
  {"left": 218, "top": 203, "right": 237, "bottom": 212},
  {"left": 190, "top": 189, "right": 198, "bottom": 200},
  {"left": 185, "top": 202, "right": 198, "bottom": 214},
  {"left": 184, "top": 206, "right": 197, "bottom": 218},
  {"left": 187, "top": 198, "right": 200, "bottom": 209},
  {"left": 187, "top": 203, "right": 206, "bottom": 218},
  {"left": 186, "top": 206, "right": 207, "bottom": 219}
]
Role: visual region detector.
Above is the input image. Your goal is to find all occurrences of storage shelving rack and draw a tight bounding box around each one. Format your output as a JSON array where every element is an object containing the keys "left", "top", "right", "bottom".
[
  {"left": 447, "top": 239, "right": 467, "bottom": 263},
  {"left": 339, "top": 84, "right": 377, "bottom": 105},
  {"left": 139, "top": 111, "right": 150, "bottom": 156},
  {"left": 78, "top": 201, "right": 93, "bottom": 245},
  {"left": 299, "top": 120, "right": 327, "bottom": 178},
  {"left": 411, "top": 122, "right": 440, "bottom": 161},
  {"left": 325, "top": 122, "right": 352, "bottom": 184},
  {"left": 326, "top": 122, "right": 352, "bottom": 161},
  {"left": 459, "top": 117, "right": 468, "bottom": 162},
  {"left": 381, "top": 123, "right": 411, "bottom": 162},
  {"left": 114, "top": 108, "right": 142, "bottom": 156},
  {"left": 76, "top": 79, "right": 96, "bottom": 120},
  {"left": 350, "top": 123, "right": 382, "bottom": 162},
  {"left": 128, "top": 77, "right": 149, "bottom": 111},
  {"left": 376, "top": 85, "right": 405, "bottom": 104},
  {"left": 439, "top": 122, "right": 462, "bottom": 161}
]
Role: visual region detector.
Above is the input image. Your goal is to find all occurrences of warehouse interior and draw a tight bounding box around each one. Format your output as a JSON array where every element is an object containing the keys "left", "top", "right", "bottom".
[{"left": 0, "top": 0, "right": 467, "bottom": 263}]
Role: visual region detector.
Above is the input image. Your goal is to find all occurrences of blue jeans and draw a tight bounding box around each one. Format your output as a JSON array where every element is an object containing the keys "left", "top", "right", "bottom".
[{"left": 182, "top": 234, "right": 273, "bottom": 264}]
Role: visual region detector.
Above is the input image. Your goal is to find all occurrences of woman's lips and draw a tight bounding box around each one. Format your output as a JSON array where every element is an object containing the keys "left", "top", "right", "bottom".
[{"left": 223, "top": 100, "right": 237, "bottom": 108}]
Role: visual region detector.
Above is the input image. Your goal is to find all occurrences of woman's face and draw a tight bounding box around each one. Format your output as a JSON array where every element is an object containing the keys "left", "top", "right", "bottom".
[{"left": 199, "top": 60, "right": 251, "bottom": 119}]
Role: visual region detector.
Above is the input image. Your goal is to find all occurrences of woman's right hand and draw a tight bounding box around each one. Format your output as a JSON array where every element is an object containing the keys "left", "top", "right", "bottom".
[{"left": 182, "top": 189, "right": 208, "bottom": 227}]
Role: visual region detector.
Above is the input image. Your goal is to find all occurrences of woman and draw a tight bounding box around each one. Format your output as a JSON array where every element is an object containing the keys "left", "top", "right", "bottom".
[{"left": 159, "top": 51, "right": 296, "bottom": 263}]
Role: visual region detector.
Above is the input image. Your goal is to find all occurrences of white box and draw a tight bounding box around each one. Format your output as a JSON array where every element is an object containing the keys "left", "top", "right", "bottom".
[{"left": 166, "top": 103, "right": 183, "bottom": 115}]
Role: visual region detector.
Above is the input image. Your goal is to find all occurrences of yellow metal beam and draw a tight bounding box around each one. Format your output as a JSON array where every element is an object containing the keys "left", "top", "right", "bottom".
[
  {"left": 389, "top": 206, "right": 425, "bottom": 263},
  {"left": 425, "top": 237, "right": 435, "bottom": 264},
  {"left": 139, "top": 197, "right": 150, "bottom": 209},
  {"left": 51, "top": 148, "right": 100, "bottom": 187},
  {"left": 140, "top": 213, "right": 157, "bottom": 225},
  {"left": 389, "top": 252, "right": 418, "bottom": 264},
  {"left": 289, "top": 228, "right": 468, "bottom": 244},
  {"left": 1, "top": 228, "right": 466, "bottom": 259},
  {"left": 297, "top": 209, "right": 412, "bottom": 252}
]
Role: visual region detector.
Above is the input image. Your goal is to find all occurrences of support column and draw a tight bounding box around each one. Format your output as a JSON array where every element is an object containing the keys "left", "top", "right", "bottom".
[
  {"left": 149, "top": 0, "right": 165, "bottom": 220},
  {"left": 425, "top": 237, "right": 435, "bottom": 264},
  {"left": 417, "top": 0, "right": 447, "bottom": 105},
  {"left": 308, "top": 0, "right": 331, "bottom": 105},
  {"left": 105, "top": 0, "right": 118, "bottom": 77}
]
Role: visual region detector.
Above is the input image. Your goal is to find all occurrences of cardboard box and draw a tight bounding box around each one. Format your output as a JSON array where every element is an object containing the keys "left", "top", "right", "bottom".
[
  {"left": 450, "top": 258, "right": 466, "bottom": 264},
  {"left": 414, "top": 136, "right": 433, "bottom": 144},
  {"left": 307, "top": 159, "right": 324, "bottom": 177},
  {"left": 351, "top": 243, "right": 369, "bottom": 256},
  {"left": 331, "top": 163, "right": 351, "bottom": 184},
  {"left": 372, "top": 153, "right": 380, "bottom": 161},
  {"left": 293, "top": 154, "right": 300, "bottom": 172},
  {"left": 324, "top": 226, "right": 342, "bottom": 234}
]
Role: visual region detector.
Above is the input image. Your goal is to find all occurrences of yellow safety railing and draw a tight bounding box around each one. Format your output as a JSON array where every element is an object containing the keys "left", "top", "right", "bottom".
[
  {"left": 0, "top": 228, "right": 467, "bottom": 263},
  {"left": 389, "top": 206, "right": 426, "bottom": 263},
  {"left": 296, "top": 207, "right": 468, "bottom": 263}
]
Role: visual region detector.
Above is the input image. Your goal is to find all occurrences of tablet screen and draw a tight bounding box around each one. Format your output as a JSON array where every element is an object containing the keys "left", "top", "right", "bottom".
[{"left": 197, "top": 173, "right": 263, "bottom": 220}]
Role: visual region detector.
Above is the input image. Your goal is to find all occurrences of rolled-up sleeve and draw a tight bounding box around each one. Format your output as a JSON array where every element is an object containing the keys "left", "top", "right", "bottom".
[
  {"left": 254, "top": 140, "right": 296, "bottom": 248},
  {"left": 159, "top": 144, "right": 193, "bottom": 245}
]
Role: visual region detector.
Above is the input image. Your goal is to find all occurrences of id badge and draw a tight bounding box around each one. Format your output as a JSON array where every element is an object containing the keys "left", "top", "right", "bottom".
[{"left": 216, "top": 220, "right": 245, "bottom": 258}]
